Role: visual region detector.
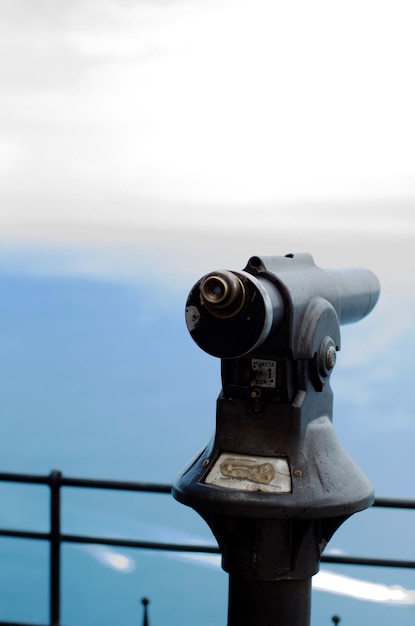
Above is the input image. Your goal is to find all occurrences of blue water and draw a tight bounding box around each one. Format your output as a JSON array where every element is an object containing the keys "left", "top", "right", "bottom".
[{"left": 0, "top": 252, "right": 414, "bottom": 625}]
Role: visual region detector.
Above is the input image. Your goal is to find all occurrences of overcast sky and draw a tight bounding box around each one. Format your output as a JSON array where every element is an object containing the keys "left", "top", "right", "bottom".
[{"left": 0, "top": 0, "right": 414, "bottom": 283}]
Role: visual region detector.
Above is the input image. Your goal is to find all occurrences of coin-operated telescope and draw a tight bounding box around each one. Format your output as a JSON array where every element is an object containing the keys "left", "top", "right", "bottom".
[{"left": 173, "top": 253, "right": 380, "bottom": 626}]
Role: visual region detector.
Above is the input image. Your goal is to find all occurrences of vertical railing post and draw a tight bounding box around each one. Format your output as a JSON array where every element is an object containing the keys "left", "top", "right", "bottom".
[
  {"left": 141, "top": 597, "right": 150, "bottom": 626},
  {"left": 49, "top": 470, "right": 62, "bottom": 626}
]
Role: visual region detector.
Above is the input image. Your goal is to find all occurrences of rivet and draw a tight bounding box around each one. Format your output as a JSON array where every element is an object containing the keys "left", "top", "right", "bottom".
[
  {"left": 294, "top": 469, "right": 302, "bottom": 478},
  {"left": 203, "top": 459, "right": 210, "bottom": 467},
  {"left": 326, "top": 346, "right": 337, "bottom": 370}
]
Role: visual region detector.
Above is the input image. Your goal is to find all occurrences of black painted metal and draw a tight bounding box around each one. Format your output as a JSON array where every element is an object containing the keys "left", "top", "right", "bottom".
[
  {"left": 141, "top": 598, "right": 150, "bottom": 626},
  {"left": 322, "top": 554, "right": 415, "bottom": 569},
  {"left": 228, "top": 577, "right": 311, "bottom": 626},
  {"left": 373, "top": 497, "right": 415, "bottom": 509},
  {"left": 0, "top": 470, "right": 414, "bottom": 626},
  {"left": 49, "top": 471, "right": 61, "bottom": 626},
  {"left": 0, "top": 471, "right": 171, "bottom": 493}
]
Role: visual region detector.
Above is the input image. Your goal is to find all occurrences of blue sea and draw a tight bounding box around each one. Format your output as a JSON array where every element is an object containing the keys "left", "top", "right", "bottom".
[{"left": 0, "top": 247, "right": 414, "bottom": 626}]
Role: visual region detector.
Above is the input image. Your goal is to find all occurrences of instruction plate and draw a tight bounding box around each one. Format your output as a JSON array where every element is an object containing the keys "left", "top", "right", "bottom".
[{"left": 204, "top": 452, "right": 291, "bottom": 493}]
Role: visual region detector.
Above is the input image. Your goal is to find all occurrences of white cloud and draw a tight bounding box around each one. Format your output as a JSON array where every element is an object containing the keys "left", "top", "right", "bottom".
[
  {"left": 1, "top": 1, "right": 415, "bottom": 195},
  {"left": 82, "top": 545, "right": 136, "bottom": 573},
  {"left": 314, "top": 570, "right": 415, "bottom": 605},
  {"left": 0, "top": 0, "right": 414, "bottom": 265}
]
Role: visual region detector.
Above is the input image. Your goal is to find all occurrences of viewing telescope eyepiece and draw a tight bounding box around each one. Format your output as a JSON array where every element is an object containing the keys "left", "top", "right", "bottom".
[
  {"left": 186, "top": 268, "right": 285, "bottom": 358},
  {"left": 200, "top": 271, "right": 246, "bottom": 319}
]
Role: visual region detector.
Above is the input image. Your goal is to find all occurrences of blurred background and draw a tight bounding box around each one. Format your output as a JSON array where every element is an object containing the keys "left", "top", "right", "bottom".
[{"left": 0, "top": 1, "right": 414, "bottom": 625}]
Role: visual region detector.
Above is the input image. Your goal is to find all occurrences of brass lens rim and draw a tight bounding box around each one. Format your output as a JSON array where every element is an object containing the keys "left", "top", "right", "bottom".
[{"left": 200, "top": 271, "right": 246, "bottom": 319}]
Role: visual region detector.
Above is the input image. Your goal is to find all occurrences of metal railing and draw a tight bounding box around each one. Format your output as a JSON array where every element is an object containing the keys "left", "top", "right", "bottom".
[{"left": 0, "top": 469, "right": 414, "bottom": 626}]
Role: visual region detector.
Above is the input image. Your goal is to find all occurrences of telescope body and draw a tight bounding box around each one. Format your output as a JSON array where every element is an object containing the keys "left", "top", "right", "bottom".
[
  {"left": 186, "top": 253, "right": 380, "bottom": 359},
  {"left": 174, "top": 252, "right": 380, "bottom": 626}
]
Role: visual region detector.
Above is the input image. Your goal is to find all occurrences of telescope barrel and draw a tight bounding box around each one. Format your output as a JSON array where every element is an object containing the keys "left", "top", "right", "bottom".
[
  {"left": 185, "top": 256, "right": 380, "bottom": 359},
  {"left": 327, "top": 268, "right": 380, "bottom": 325}
]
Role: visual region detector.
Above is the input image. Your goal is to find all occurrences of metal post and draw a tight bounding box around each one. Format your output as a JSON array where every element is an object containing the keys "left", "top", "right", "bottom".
[
  {"left": 228, "top": 577, "right": 311, "bottom": 626},
  {"left": 49, "top": 470, "right": 62, "bottom": 626},
  {"left": 141, "top": 597, "right": 150, "bottom": 626}
]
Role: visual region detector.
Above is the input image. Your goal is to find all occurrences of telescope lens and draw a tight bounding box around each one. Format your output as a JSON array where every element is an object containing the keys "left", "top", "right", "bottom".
[
  {"left": 200, "top": 271, "right": 246, "bottom": 319},
  {"left": 202, "top": 276, "right": 228, "bottom": 303}
]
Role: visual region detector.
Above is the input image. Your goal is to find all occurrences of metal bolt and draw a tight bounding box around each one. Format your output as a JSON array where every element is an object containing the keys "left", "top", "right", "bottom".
[
  {"left": 294, "top": 469, "right": 302, "bottom": 478},
  {"left": 326, "top": 345, "right": 337, "bottom": 370},
  {"left": 203, "top": 459, "right": 210, "bottom": 467},
  {"left": 319, "top": 337, "right": 337, "bottom": 378}
]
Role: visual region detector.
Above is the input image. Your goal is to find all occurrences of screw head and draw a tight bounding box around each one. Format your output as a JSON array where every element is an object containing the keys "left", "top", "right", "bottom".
[
  {"left": 319, "top": 337, "right": 337, "bottom": 378},
  {"left": 326, "top": 345, "right": 337, "bottom": 370}
]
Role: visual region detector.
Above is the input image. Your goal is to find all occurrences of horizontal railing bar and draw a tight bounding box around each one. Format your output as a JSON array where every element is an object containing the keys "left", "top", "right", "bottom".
[
  {"left": 60, "top": 477, "right": 171, "bottom": 493},
  {"left": 63, "top": 535, "right": 415, "bottom": 569},
  {"left": 0, "top": 472, "right": 171, "bottom": 494},
  {"left": 0, "top": 472, "right": 50, "bottom": 486},
  {"left": 321, "top": 554, "right": 415, "bottom": 569},
  {"left": 0, "top": 472, "right": 414, "bottom": 508},
  {"left": 0, "top": 529, "right": 49, "bottom": 540},
  {"left": 1, "top": 527, "right": 413, "bottom": 569},
  {"left": 61, "top": 533, "right": 221, "bottom": 553},
  {"left": 372, "top": 497, "right": 415, "bottom": 509},
  {"left": 0, "top": 527, "right": 220, "bottom": 554}
]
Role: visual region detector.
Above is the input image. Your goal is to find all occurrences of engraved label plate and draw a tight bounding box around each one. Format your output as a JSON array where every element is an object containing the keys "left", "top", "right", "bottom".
[
  {"left": 251, "top": 359, "right": 277, "bottom": 388},
  {"left": 204, "top": 453, "right": 291, "bottom": 493}
]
